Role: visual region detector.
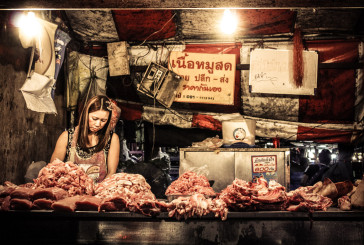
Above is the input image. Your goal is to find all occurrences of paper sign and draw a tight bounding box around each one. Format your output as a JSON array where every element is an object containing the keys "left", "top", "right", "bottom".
[
  {"left": 169, "top": 51, "right": 236, "bottom": 105},
  {"left": 107, "top": 41, "right": 130, "bottom": 76},
  {"left": 249, "top": 49, "right": 318, "bottom": 95},
  {"left": 251, "top": 155, "right": 278, "bottom": 182},
  {"left": 252, "top": 155, "right": 277, "bottom": 173}
]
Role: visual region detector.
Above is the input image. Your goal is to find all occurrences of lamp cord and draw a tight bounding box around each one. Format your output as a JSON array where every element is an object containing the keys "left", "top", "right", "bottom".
[{"left": 26, "top": 40, "right": 36, "bottom": 78}]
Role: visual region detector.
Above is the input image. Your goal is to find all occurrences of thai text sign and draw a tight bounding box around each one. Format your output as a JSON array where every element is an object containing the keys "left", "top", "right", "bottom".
[
  {"left": 169, "top": 51, "right": 236, "bottom": 105},
  {"left": 251, "top": 155, "right": 277, "bottom": 173}
]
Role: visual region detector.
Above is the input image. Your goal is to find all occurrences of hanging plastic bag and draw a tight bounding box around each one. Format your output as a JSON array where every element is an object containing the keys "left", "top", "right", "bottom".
[{"left": 20, "top": 72, "right": 57, "bottom": 114}]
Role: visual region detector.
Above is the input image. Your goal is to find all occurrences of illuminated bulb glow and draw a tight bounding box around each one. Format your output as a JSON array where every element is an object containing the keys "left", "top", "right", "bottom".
[
  {"left": 308, "top": 150, "right": 315, "bottom": 159},
  {"left": 220, "top": 9, "right": 238, "bottom": 34},
  {"left": 18, "top": 12, "right": 41, "bottom": 39}
]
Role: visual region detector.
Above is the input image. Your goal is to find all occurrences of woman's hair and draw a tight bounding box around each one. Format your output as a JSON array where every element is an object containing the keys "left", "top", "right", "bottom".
[{"left": 77, "top": 95, "right": 113, "bottom": 152}]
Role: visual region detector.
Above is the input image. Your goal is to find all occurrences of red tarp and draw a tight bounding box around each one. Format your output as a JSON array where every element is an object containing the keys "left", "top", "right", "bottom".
[
  {"left": 238, "top": 9, "right": 295, "bottom": 36},
  {"left": 299, "top": 40, "right": 359, "bottom": 124},
  {"left": 112, "top": 10, "right": 177, "bottom": 41}
]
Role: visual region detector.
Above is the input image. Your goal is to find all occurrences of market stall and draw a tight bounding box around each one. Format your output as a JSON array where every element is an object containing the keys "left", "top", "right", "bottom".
[{"left": 0, "top": 1, "right": 364, "bottom": 245}]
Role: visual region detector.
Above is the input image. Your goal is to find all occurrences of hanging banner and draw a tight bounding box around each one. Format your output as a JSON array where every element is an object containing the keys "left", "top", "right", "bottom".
[{"left": 169, "top": 51, "right": 236, "bottom": 105}]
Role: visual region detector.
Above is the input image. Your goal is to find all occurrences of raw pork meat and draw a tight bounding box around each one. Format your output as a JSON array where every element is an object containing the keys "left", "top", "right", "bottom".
[
  {"left": 95, "top": 173, "right": 160, "bottom": 216},
  {"left": 219, "top": 177, "right": 287, "bottom": 211},
  {"left": 33, "top": 159, "right": 94, "bottom": 196},
  {"left": 165, "top": 172, "right": 215, "bottom": 196},
  {"left": 165, "top": 194, "right": 228, "bottom": 221}
]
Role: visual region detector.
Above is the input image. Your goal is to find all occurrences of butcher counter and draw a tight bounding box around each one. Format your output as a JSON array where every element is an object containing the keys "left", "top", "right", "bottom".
[{"left": 1, "top": 208, "right": 363, "bottom": 244}]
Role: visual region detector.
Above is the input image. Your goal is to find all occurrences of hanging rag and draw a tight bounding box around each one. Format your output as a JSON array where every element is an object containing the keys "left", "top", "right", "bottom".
[{"left": 20, "top": 72, "right": 57, "bottom": 114}]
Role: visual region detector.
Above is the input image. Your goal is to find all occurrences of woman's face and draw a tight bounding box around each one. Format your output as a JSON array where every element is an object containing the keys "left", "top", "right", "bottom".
[{"left": 88, "top": 110, "right": 110, "bottom": 133}]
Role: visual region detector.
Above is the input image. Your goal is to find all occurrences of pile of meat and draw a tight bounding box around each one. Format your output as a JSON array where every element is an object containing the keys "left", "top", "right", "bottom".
[
  {"left": 2, "top": 159, "right": 362, "bottom": 220},
  {"left": 33, "top": 159, "right": 94, "bottom": 196},
  {"left": 165, "top": 171, "right": 216, "bottom": 196},
  {"left": 0, "top": 160, "right": 160, "bottom": 216},
  {"left": 0, "top": 159, "right": 96, "bottom": 211},
  {"left": 0, "top": 182, "right": 72, "bottom": 211},
  {"left": 218, "top": 176, "right": 335, "bottom": 212},
  {"left": 158, "top": 194, "right": 228, "bottom": 221},
  {"left": 285, "top": 186, "right": 333, "bottom": 212},
  {"left": 304, "top": 177, "right": 362, "bottom": 211},
  {"left": 219, "top": 177, "right": 288, "bottom": 211},
  {"left": 162, "top": 171, "right": 227, "bottom": 220},
  {"left": 94, "top": 173, "right": 160, "bottom": 216}
]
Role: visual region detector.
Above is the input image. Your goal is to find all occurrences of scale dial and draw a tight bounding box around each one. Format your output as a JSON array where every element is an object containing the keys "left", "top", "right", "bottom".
[{"left": 233, "top": 128, "right": 246, "bottom": 140}]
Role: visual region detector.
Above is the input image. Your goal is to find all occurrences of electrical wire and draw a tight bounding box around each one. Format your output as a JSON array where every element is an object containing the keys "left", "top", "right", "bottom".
[
  {"left": 136, "top": 13, "right": 177, "bottom": 47},
  {"left": 151, "top": 93, "right": 156, "bottom": 159}
]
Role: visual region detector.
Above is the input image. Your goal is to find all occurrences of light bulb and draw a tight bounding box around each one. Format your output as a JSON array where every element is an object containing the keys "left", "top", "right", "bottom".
[
  {"left": 19, "top": 12, "right": 41, "bottom": 39},
  {"left": 220, "top": 9, "right": 238, "bottom": 35},
  {"left": 18, "top": 12, "right": 42, "bottom": 48}
]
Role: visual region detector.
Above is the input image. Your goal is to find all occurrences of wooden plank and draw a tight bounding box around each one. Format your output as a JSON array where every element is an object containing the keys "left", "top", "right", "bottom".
[
  {"left": 237, "top": 62, "right": 364, "bottom": 70},
  {"left": 1, "top": 0, "right": 364, "bottom": 10},
  {"left": 133, "top": 62, "right": 363, "bottom": 72}
]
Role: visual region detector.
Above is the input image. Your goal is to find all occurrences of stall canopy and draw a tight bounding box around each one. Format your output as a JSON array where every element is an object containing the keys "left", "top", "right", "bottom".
[{"left": 2, "top": 4, "right": 363, "bottom": 144}]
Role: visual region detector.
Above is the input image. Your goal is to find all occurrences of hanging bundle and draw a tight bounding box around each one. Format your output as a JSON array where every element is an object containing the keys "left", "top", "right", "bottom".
[{"left": 293, "top": 28, "right": 304, "bottom": 87}]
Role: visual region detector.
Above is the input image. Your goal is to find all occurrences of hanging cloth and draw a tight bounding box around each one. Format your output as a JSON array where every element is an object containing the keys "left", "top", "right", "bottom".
[{"left": 66, "top": 51, "right": 108, "bottom": 111}]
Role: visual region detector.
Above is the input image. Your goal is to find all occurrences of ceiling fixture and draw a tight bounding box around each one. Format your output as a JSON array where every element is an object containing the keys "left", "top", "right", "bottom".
[
  {"left": 15, "top": 12, "right": 41, "bottom": 48},
  {"left": 220, "top": 9, "right": 238, "bottom": 35}
]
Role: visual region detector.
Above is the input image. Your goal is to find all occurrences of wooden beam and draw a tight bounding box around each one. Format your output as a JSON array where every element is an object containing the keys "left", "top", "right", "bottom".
[
  {"left": 237, "top": 63, "right": 364, "bottom": 70},
  {"left": 1, "top": 0, "right": 364, "bottom": 10},
  {"left": 132, "top": 63, "right": 364, "bottom": 72}
]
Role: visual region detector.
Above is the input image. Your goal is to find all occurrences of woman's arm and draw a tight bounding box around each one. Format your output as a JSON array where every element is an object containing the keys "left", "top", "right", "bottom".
[
  {"left": 105, "top": 133, "right": 120, "bottom": 179},
  {"left": 50, "top": 131, "right": 68, "bottom": 163}
]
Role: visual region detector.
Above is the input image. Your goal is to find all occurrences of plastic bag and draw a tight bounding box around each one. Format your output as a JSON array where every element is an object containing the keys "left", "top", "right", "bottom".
[
  {"left": 179, "top": 158, "right": 210, "bottom": 177},
  {"left": 191, "top": 135, "right": 223, "bottom": 149},
  {"left": 24, "top": 161, "right": 47, "bottom": 183}
]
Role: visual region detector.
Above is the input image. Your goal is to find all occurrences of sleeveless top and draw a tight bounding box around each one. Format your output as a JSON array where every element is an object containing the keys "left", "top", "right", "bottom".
[{"left": 66, "top": 127, "right": 112, "bottom": 183}]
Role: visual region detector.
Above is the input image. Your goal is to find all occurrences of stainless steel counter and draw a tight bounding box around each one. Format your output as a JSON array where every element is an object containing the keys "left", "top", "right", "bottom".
[{"left": 1, "top": 208, "right": 363, "bottom": 244}]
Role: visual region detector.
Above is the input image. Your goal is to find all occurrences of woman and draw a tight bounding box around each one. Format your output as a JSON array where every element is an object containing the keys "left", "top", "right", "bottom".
[{"left": 51, "top": 95, "right": 120, "bottom": 183}]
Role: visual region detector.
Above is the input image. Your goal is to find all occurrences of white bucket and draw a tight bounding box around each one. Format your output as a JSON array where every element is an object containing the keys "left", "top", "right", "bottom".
[{"left": 222, "top": 119, "right": 256, "bottom": 145}]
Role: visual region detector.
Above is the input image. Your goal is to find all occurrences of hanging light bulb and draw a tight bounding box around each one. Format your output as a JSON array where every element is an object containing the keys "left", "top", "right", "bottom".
[
  {"left": 17, "top": 12, "right": 41, "bottom": 48},
  {"left": 220, "top": 9, "right": 238, "bottom": 35}
]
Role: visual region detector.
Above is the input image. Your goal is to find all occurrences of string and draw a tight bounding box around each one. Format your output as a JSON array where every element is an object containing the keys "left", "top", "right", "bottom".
[{"left": 136, "top": 13, "right": 177, "bottom": 47}]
